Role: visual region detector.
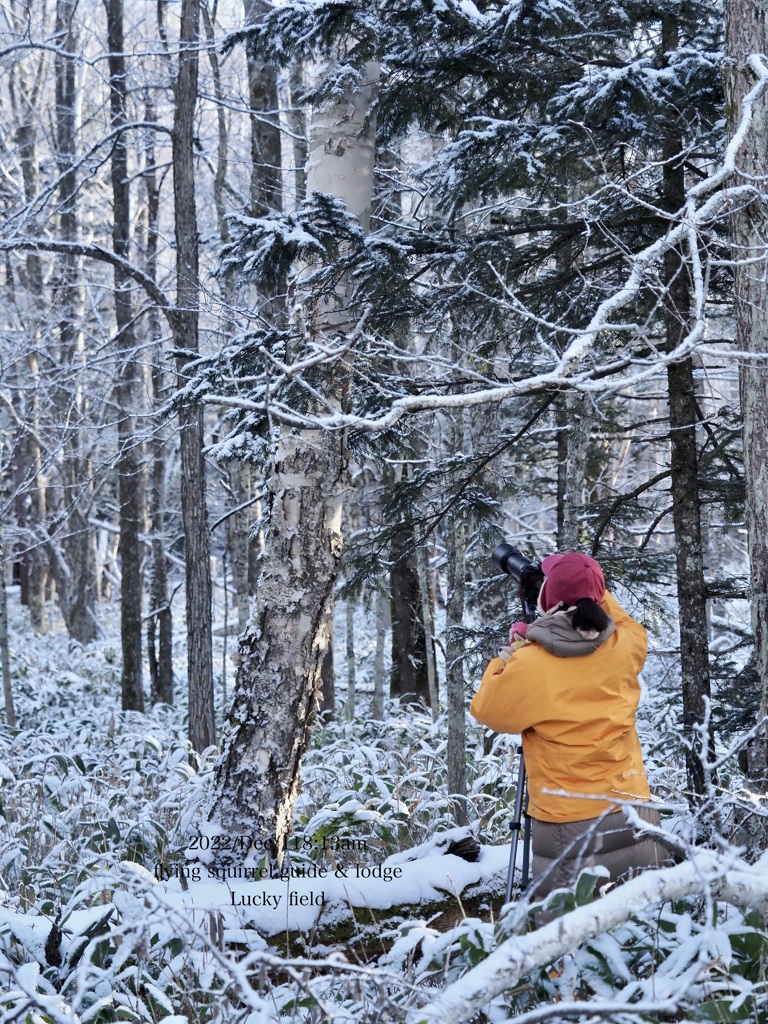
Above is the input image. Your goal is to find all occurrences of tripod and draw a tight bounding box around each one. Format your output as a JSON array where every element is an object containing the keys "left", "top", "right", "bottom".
[
  {"left": 491, "top": 544, "right": 541, "bottom": 903},
  {"left": 505, "top": 745, "right": 531, "bottom": 902}
]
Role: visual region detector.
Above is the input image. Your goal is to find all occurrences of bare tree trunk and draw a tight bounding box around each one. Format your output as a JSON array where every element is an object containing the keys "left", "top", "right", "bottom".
[
  {"left": 143, "top": 91, "right": 174, "bottom": 706},
  {"left": 227, "top": 465, "right": 253, "bottom": 633},
  {"left": 288, "top": 64, "right": 307, "bottom": 205},
  {"left": 204, "top": 0, "right": 282, "bottom": 629},
  {"left": 556, "top": 391, "right": 591, "bottom": 550},
  {"left": 725, "top": 0, "right": 768, "bottom": 789},
  {"left": 372, "top": 589, "right": 387, "bottom": 719},
  {"left": 54, "top": 0, "right": 98, "bottom": 645},
  {"left": 345, "top": 598, "right": 355, "bottom": 720},
  {"left": 10, "top": 87, "right": 49, "bottom": 632},
  {"left": 662, "top": 14, "right": 712, "bottom": 805},
  {"left": 467, "top": 405, "right": 513, "bottom": 667},
  {"left": 172, "top": 0, "right": 215, "bottom": 750},
  {"left": 244, "top": 0, "right": 282, "bottom": 220},
  {"left": 415, "top": 530, "right": 438, "bottom": 719},
  {"left": 209, "top": 61, "right": 379, "bottom": 850},
  {"left": 0, "top": 525, "right": 16, "bottom": 730},
  {"left": 319, "top": 639, "right": 335, "bottom": 721},
  {"left": 389, "top": 519, "right": 431, "bottom": 704},
  {"left": 445, "top": 505, "right": 468, "bottom": 825},
  {"left": 106, "top": 0, "right": 145, "bottom": 712},
  {"left": 387, "top": 453, "right": 430, "bottom": 706}
]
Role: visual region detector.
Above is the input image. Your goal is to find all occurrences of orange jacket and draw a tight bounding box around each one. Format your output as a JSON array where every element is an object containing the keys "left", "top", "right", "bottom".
[{"left": 470, "top": 592, "right": 651, "bottom": 823}]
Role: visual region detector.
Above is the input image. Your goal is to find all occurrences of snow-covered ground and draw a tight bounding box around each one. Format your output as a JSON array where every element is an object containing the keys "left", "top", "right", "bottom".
[{"left": 0, "top": 583, "right": 763, "bottom": 1023}]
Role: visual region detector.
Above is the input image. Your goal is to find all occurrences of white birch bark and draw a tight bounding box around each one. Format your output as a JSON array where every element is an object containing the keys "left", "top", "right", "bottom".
[{"left": 209, "top": 60, "right": 379, "bottom": 852}]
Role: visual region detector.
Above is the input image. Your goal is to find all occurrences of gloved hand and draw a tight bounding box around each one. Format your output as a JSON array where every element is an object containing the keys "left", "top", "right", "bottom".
[{"left": 508, "top": 621, "right": 529, "bottom": 643}]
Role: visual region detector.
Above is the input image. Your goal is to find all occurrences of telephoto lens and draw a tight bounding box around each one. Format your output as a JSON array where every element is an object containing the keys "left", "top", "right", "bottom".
[
  {"left": 491, "top": 543, "right": 534, "bottom": 579},
  {"left": 491, "top": 542, "right": 544, "bottom": 620}
]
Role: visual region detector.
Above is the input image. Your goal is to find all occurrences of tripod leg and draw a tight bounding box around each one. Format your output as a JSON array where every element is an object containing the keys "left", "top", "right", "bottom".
[
  {"left": 505, "top": 749, "right": 527, "bottom": 904},
  {"left": 521, "top": 800, "right": 531, "bottom": 891}
]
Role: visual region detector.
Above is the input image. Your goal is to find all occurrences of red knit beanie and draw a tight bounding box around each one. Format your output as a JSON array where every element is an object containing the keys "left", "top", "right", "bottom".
[{"left": 538, "top": 552, "right": 605, "bottom": 611}]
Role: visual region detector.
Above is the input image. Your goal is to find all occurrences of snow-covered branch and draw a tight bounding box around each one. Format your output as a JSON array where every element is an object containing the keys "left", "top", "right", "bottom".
[
  {"left": 410, "top": 851, "right": 768, "bottom": 1024},
  {"left": 0, "top": 238, "right": 172, "bottom": 323}
]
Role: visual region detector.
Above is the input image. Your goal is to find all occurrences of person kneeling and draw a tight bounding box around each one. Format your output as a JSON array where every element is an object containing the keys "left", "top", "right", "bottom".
[{"left": 471, "top": 552, "right": 669, "bottom": 898}]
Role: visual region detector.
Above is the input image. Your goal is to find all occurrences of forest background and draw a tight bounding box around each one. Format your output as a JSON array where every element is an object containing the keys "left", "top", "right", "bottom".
[{"left": 2, "top": 0, "right": 768, "bottom": 1021}]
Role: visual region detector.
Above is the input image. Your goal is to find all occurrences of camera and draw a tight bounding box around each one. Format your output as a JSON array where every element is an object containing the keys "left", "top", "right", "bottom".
[{"left": 491, "top": 543, "right": 544, "bottom": 622}]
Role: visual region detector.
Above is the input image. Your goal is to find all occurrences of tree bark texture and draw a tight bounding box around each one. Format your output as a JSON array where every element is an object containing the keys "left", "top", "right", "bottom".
[
  {"left": 172, "top": 0, "right": 215, "bottom": 750},
  {"left": 415, "top": 531, "right": 438, "bottom": 719},
  {"left": 53, "top": 0, "right": 99, "bottom": 645},
  {"left": 725, "top": 0, "right": 768, "bottom": 787},
  {"left": 288, "top": 64, "right": 308, "bottom": 205},
  {"left": 556, "top": 390, "right": 591, "bottom": 551},
  {"left": 107, "top": 0, "right": 145, "bottom": 712},
  {"left": 209, "top": 60, "right": 379, "bottom": 851},
  {"left": 244, "top": 0, "right": 283, "bottom": 220},
  {"left": 662, "top": 15, "right": 712, "bottom": 803},
  {"left": 227, "top": 464, "right": 253, "bottom": 633},
  {"left": 211, "top": 427, "right": 347, "bottom": 848},
  {"left": 345, "top": 597, "right": 355, "bottom": 719},
  {"left": 389, "top": 521, "right": 430, "bottom": 704},
  {"left": 372, "top": 589, "right": 387, "bottom": 719},
  {"left": 0, "top": 526, "right": 17, "bottom": 730},
  {"left": 11, "top": 91, "right": 49, "bottom": 632},
  {"left": 142, "top": 90, "right": 174, "bottom": 706},
  {"left": 445, "top": 508, "right": 468, "bottom": 825}
]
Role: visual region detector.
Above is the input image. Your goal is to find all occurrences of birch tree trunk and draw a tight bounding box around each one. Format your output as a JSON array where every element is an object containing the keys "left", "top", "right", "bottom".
[
  {"left": 172, "top": 0, "right": 215, "bottom": 750},
  {"left": 10, "top": 69, "right": 48, "bottom": 632},
  {"left": 724, "top": 0, "right": 768, "bottom": 789},
  {"left": 288, "top": 64, "right": 308, "bottom": 205},
  {"left": 209, "top": 60, "right": 379, "bottom": 850}
]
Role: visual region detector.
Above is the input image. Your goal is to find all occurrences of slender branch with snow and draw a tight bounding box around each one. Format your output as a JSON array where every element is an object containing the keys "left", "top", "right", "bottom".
[{"left": 410, "top": 851, "right": 768, "bottom": 1024}]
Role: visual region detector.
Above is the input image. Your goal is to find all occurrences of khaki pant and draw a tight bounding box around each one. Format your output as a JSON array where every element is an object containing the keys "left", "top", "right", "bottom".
[{"left": 529, "top": 805, "right": 671, "bottom": 899}]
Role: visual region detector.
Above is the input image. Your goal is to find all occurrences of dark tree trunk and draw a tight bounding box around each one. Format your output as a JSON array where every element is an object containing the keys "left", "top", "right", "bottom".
[
  {"left": 724, "top": 0, "right": 768, "bottom": 789},
  {"left": 661, "top": 14, "right": 712, "bottom": 804},
  {"left": 389, "top": 521, "right": 430, "bottom": 705},
  {"left": 556, "top": 391, "right": 591, "bottom": 551},
  {"left": 244, "top": 0, "right": 283, "bottom": 220},
  {"left": 319, "top": 639, "right": 335, "bottom": 721},
  {"left": 106, "top": 0, "right": 145, "bottom": 712},
  {"left": 143, "top": 91, "right": 174, "bottom": 706},
  {"left": 173, "top": 0, "right": 215, "bottom": 750},
  {"left": 445, "top": 507, "right": 468, "bottom": 825}
]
